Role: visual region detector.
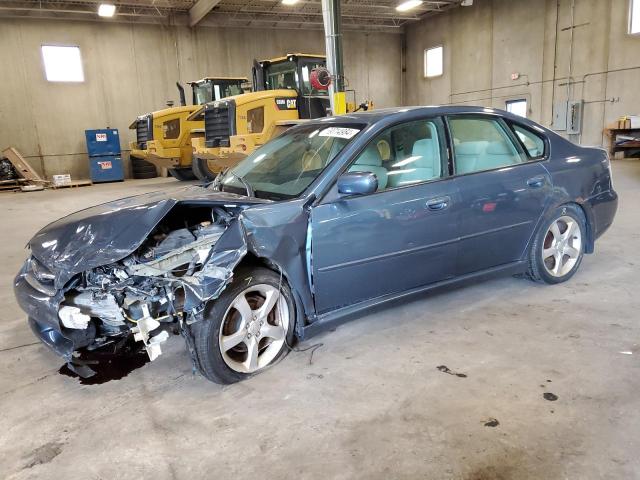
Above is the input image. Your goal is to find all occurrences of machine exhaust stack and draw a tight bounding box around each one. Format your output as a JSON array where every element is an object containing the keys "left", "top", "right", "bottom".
[
  {"left": 176, "top": 82, "right": 187, "bottom": 106},
  {"left": 321, "top": 0, "right": 346, "bottom": 115}
]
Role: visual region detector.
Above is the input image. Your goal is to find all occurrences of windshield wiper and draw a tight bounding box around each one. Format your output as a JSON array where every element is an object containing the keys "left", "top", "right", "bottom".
[
  {"left": 232, "top": 172, "right": 255, "bottom": 198},
  {"left": 210, "top": 167, "right": 229, "bottom": 191},
  {"left": 210, "top": 168, "right": 253, "bottom": 198}
]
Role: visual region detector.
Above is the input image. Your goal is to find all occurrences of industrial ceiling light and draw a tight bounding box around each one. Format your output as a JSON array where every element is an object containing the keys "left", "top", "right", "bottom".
[
  {"left": 396, "top": 0, "right": 423, "bottom": 12},
  {"left": 98, "top": 3, "right": 116, "bottom": 17},
  {"left": 281, "top": 0, "right": 300, "bottom": 5}
]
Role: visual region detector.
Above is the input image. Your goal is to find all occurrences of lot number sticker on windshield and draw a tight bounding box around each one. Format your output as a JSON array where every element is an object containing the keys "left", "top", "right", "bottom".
[{"left": 319, "top": 127, "right": 360, "bottom": 139}]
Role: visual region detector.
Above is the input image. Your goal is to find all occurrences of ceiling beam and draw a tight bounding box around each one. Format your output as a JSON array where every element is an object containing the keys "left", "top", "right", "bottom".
[{"left": 189, "top": 0, "right": 221, "bottom": 27}]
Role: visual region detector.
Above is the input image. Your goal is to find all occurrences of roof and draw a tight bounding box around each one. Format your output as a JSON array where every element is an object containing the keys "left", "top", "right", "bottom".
[
  {"left": 259, "top": 53, "right": 326, "bottom": 64},
  {"left": 0, "top": 1, "right": 465, "bottom": 32},
  {"left": 188, "top": 77, "right": 249, "bottom": 84},
  {"left": 298, "top": 106, "right": 547, "bottom": 130}
]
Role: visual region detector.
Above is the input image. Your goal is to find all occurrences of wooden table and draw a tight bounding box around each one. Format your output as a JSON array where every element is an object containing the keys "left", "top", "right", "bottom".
[{"left": 605, "top": 127, "right": 640, "bottom": 159}]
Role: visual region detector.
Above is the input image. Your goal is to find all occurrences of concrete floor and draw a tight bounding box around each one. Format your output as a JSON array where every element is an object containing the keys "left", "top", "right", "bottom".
[{"left": 1, "top": 162, "right": 638, "bottom": 480}]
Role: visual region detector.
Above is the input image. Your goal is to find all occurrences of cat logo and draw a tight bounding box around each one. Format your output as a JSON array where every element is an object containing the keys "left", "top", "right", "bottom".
[{"left": 275, "top": 98, "right": 298, "bottom": 110}]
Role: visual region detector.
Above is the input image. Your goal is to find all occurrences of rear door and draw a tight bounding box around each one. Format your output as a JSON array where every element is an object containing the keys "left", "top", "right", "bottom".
[
  {"left": 310, "top": 117, "right": 460, "bottom": 314},
  {"left": 447, "top": 115, "right": 552, "bottom": 275}
]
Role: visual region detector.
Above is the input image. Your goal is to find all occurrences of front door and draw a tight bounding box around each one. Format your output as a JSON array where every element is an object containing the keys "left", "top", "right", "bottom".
[
  {"left": 447, "top": 115, "right": 553, "bottom": 275},
  {"left": 310, "top": 117, "right": 460, "bottom": 314}
]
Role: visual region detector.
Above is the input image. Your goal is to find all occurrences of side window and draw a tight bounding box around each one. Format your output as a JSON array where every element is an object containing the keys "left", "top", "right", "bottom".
[
  {"left": 449, "top": 116, "right": 526, "bottom": 175},
  {"left": 511, "top": 124, "right": 545, "bottom": 159},
  {"left": 347, "top": 119, "right": 443, "bottom": 192},
  {"left": 162, "top": 119, "right": 180, "bottom": 139},
  {"left": 247, "top": 107, "right": 265, "bottom": 134}
]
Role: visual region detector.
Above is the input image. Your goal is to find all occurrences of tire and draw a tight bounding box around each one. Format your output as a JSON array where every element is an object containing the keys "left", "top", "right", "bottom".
[
  {"left": 192, "top": 156, "right": 217, "bottom": 182},
  {"left": 168, "top": 168, "right": 196, "bottom": 181},
  {"left": 191, "top": 267, "right": 296, "bottom": 384},
  {"left": 527, "top": 204, "right": 586, "bottom": 284},
  {"left": 130, "top": 157, "right": 158, "bottom": 179}
]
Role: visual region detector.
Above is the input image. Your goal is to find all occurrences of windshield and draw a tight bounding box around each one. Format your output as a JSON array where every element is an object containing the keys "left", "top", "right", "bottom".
[
  {"left": 218, "top": 124, "right": 363, "bottom": 200},
  {"left": 265, "top": 61, "right": 298, "bottom": 91},
  {"left": 193, "top": 81, "right": 243, "bottom": 105}
]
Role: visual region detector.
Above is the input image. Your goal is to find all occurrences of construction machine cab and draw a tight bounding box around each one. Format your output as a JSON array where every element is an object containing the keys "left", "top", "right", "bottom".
[
  {"left": 188, "top": 78, "right": 248, "bottom": 106},
  {"left": 252, "top": 54, "right": 330, "bottom": 119}
]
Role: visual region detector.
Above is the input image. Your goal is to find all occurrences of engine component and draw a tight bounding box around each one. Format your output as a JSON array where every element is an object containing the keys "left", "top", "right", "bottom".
[
  {"left": 128, "top": 230, "right": 224, "bottom": 277},
  {"left": 143, "top": 228, "right": 195, "bottom": 261},
  {"left": 68, "top": 291, "right": 125, "bottom": 326},
  {"left": 59, "top": 306, "right": 91, "bottom": 329},
  {"left": 131, "top": 304, "right": 170, "bottom": 361}
]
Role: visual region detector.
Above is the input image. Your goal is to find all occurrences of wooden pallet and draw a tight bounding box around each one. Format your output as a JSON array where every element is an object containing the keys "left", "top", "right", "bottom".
[
  {"left": 1, "top": 147, "right": 45, "bottom": 183},
  {"left": 50, "top": 180, "right": 93, "bottom": 189}
]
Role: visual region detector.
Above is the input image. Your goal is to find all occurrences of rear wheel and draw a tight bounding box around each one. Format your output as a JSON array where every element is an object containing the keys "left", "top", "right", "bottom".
[
  {"left": 192, "top": 156, "right": 217, "bottom": 182},
  {"left": 168, "top": 168, "right": 196, "bottom": 181},
  {"left": 130, "top": 157, "right": 158, "bottom": 179},
  {"left": 527, "top": 204, "right": 586, "bottom": 284},
  {"left": 191, "top": 268, "right": 295, "bottom": 384}
]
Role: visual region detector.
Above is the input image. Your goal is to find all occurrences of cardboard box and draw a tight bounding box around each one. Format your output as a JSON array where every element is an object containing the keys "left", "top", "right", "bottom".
[{"left": 52, "top": 174, "right": 72, "bottom": 186}]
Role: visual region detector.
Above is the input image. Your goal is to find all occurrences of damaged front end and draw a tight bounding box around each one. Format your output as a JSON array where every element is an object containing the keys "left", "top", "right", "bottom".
[{"left": 15, "top": 201, "right": 250, "bottom": 376}]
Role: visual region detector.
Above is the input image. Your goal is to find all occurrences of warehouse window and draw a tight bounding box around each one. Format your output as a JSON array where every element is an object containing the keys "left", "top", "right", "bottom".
[
  {"left": 506, "top": 99, "right": 527, "bottom": 118},
  {"left": 631, "top": 0, "right": 640, "bottom": 34},
  {"left": 41, "top": 45, "right": 84, "bottom": 82},
  {"left": 424, "top": 46, "right": 443, "bottom": 78}
]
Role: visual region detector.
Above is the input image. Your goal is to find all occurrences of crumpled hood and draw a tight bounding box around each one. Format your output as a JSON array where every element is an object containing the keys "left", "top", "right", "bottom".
[{"left": 28, "top": 185, "right": 267, "bottom": 287}]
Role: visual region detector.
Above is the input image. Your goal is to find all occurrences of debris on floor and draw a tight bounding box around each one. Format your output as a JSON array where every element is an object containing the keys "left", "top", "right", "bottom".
[
  {"left": 436, "top": 365, "right": 468, "bottom": 378},
  {"left": 543, "top": 392, "right": 558, "bottom": 401},
  {"left": 483, "top": 418, "right": 500, "bottom": 427}
]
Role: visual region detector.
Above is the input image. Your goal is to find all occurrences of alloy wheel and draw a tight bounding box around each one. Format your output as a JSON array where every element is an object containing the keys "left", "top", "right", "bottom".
[
  {"left": 218, "top": 284, "right": 289, "bottom": 373},
  {"left": 541, "top": 215, "right": 582, "bottom": 277}
]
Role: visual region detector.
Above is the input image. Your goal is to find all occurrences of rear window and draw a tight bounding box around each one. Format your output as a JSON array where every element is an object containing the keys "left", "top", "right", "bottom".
[{"left": 510, "top": 124, "right": 546, "bottom": 159}]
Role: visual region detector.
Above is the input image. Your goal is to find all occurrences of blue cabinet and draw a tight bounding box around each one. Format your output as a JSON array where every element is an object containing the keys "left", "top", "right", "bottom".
[
  {"left": 89, "top": 155, "right": 124, "bottom": 183},
  {"left": 85, "top": 129, "right": 124, "bottom": 182}
]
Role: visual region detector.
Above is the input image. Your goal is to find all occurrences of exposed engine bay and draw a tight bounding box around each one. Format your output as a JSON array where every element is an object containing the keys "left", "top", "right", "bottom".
[{"left": 56, "top": 204, "right": 237, "bottom": 365}]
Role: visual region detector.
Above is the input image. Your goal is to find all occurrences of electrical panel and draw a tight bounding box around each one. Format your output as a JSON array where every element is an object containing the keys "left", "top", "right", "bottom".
[
  {"left": 552, "top": 100, "right": 583, "bottom": 134},
  {"left": 567, "top": 100, "right": 584, "bottom": 135},
  {"left": 552, "top": 101, "right": 568, "bottom": 131}
]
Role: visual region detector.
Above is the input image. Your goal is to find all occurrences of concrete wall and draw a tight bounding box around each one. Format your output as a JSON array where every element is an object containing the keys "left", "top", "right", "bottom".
[
  {"left": 0, "top": 19, "right": 402, "bottom": 179},
  {"left": 404, "top": 0, "right": 640, "bottom": 147}
]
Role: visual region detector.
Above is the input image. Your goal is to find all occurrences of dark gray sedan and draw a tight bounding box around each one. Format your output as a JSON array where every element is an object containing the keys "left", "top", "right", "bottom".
[{"left": 14, "top": 106, "right": 617, "bottom": 384}]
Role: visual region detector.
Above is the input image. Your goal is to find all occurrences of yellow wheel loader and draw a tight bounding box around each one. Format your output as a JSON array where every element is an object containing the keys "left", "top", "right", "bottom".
[
  {"left": 190, "top": 53, "right": 372, "bottom": 180},
  {"left": 129, "top": 77, "right": 248, "bottom": 181}
]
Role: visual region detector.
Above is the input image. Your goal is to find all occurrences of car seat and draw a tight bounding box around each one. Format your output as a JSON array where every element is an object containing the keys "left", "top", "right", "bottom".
[
  {"left": 348, "top": 144, "right": 388, "bottom": 190},
  {"left": 454, "top": 141, "right": 488, "bottom": 174},
  {"left": 476, "top": 141, "right": 520, "bottom": 171},
  {"left": 388, "top": 138, "right": 440, "bottom": 187}
]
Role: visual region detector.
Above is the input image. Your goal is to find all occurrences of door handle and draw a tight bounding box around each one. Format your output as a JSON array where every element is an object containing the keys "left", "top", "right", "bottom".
[
  {"left": 526, "top": 176, "right": 545, "bottom": 188},
  {"left": 426, "top": 196, "right": 451, "bottom": 211}
]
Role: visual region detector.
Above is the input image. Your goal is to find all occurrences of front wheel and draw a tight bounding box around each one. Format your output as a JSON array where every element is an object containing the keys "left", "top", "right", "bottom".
[
  {"left": 191, "top": 268, "right": 295, "bottom": 384},
  {"left": 191, "top": 157, "right": 217, "bottom": 182},
  {"left": 527, "top": 204, "right": 586, "bottom": 284}
]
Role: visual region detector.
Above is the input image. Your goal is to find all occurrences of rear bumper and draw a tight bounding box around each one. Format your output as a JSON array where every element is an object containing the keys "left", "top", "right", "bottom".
[{"left": 589, "top": 188, "right": 618, "bottom": 241}]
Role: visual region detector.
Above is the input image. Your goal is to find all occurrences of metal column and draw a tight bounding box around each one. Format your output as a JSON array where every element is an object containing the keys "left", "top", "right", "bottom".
[{"left": 321, "top": 0, "right": 346, "bottom": 115}]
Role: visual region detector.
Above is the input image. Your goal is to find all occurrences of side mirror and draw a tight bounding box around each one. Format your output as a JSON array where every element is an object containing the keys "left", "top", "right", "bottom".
[{"left": 337, "top": 172, "right": 378, "bottom": 196}]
